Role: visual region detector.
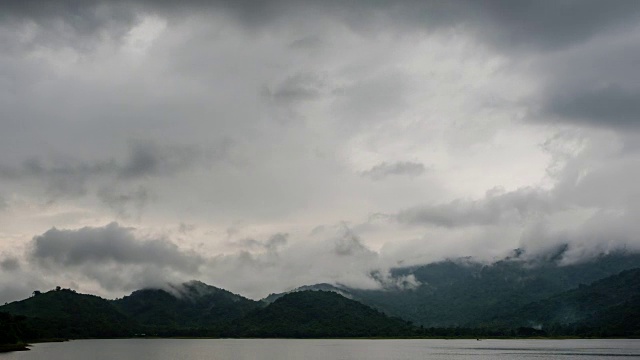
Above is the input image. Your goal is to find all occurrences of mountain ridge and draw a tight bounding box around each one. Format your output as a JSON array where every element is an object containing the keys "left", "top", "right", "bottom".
[{"left": 2, "top": 249, "right": 640, "bottom": 341}]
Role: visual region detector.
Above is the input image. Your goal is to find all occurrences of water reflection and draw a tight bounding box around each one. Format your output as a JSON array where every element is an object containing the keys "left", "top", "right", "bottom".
[{"left": 2, "top": 339, "right": 639, "bottom": 360}]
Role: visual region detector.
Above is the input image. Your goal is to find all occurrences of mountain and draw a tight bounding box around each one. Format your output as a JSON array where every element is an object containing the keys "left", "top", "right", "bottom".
[
  {"left": 262, "top": 283, "right": 353, "bottom": 304},
  {"left": 2, "top": 250, "right": 640, "bottom": 340},
  {"left": 0, "top": 288, "right": 135, "bottom": 339},
  {"left": 0, "top": 285, "right": 417, "bottom": 339},
  {"left": 328, "top": 250, "right": 640, "bottom": 327},
  {"left": 224, "top": 290, "right": 416, "bottom": 338},
  {"left": 113, "top": 280, "right": 259, "bottom": 333},
  {"left": 496, "top": 268, "right": 640, "bottom": 337}
]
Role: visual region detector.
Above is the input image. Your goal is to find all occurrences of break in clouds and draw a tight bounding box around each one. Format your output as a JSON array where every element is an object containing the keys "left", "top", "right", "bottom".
[{"left": 1, "top": 0, "right": 640, "bottom": 302}]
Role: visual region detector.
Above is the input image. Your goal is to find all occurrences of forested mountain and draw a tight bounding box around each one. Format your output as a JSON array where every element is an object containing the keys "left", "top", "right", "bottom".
[
  {"left": 262, "top": 283, "right": 352, "bottom": 303},
  {"left": 223, "top": 291, "right": 415, "bottom": 338},
  {"left": 1, "top": 249, "right": 640, "bottom": 341},
  {"left": 495, "top": 268, "right": 640, "bottom": 336},
  {"left": 114, "top": 280, "right": 259, "bottom": 332},
  {"left": 0, "top": 285, "right": 416, "bottom": 340},
  {"left": 0, "top": 288, "right": 135, "bottom": 338},
  {"left": 272, "top": 250, "right": 640, "bottom": 327}
]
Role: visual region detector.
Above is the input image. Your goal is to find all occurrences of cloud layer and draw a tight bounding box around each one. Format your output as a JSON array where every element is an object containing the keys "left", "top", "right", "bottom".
[{"left": 1, "top": 1, "right": 640, "bottom": 301}]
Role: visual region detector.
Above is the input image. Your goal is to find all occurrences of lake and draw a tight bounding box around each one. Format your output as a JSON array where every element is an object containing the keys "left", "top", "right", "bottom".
[{"left": 1, "top": 339, "right": 639, "bottom": 359}]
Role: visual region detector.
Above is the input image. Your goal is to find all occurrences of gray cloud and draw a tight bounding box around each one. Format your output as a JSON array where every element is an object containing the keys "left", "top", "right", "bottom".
[
  {"left": 0, "top": 158, "right": 115, "bottom": 198},
  {"left": 0, "top": 1, "right": 141, "bottom": 52},
  {"left": 0, "top": 141, "right": 218, "bottom": 200},
  {"left": 265, "top": 72, "right": 327, "bottom": 104},
  {"left": 333, "top": 227, "right": 374, "bottom": 257},
  {"left": 178, "top": 222, "right": 196, "bottom": 234},
  {"left": 458, "top": 0, "right": 640, "bottom": 51},
  {"left": 545, "top": 85, "right": 640, "bottom": 129},
  {"left": 97, "top": 186, "right": 152, "bottom": 219},
  {"left": 235, "top": 233, "right": 289, "bottom": 252},
  {"left": 0, "top": 257, "right": 20, "bottom": 272},
  {"left": 265, "top": 233, "right": 288, "bottom": 250},
  {"left": 31, "top": 222, "right": 202, "bottom": 272},
  {"left": 119, "top": 142, "right": 204, "bottom": 179},
  {"left": 361, "top": 161, "right": 426, "bottom": 181},
  {"left": 1, "top": 0, "right": 640, "bottom": 302},
  {"left": 288, "top": 36, "right": 323, "bottom": 49},
  {"left": 2, "top": 1, "right": 638, "bottom": 51},
  {"left": 370, "top": 270, "right": 421, "bottom": 291},
  {"left": 24, "top": 222, "right": 207, "bottom": 293},
  {"left": 397, "top": 187, "right": 558, "bottom": 228}
]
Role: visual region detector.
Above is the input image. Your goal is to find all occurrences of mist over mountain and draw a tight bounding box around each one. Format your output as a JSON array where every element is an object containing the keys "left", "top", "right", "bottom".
[
  {"left": 113, "top": 280, "right": 260, "bottom": 331},
  {"left": 484, "top": 268, "right": 640, "bottom": 337},
  {"left": 2, "top": 246, "right": 640, "bottom": 341},
  {"left": 223, "top": 291, "right": 415, "bottom": 338},
  {"left": 0, "top": 287, "right": 415, "bottom": 340},
  {"left": 0, "top": 288, "right": 135, "bottom": 339},
  {"left": 266, "top": 248, "right": 640, "bottom": 327}
]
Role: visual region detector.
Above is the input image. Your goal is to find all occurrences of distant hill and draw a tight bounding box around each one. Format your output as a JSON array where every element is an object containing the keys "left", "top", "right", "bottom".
[
  {"left": 327, "top": 250, "right": 640, "bottom": 327},
  {"left": 2, "top": 249, "right": 640, "bottom": 340},
  {"left": 224, "top": 290, "right": 416, "bottom": 338},
  {"left": 0, "top": 288, "right": 135, "bottom": 339},
  {"left": 496, "top": 268, "right": 640, "bottom": 337},
  {"left": 114, "top": 280, "right": 259, "bottom": 333},
  {"left": 262, "top": 283, "right": 353, "bottom": 304},
  {"left": 0, "top": 286, "right": 417, "bottom": 339}
]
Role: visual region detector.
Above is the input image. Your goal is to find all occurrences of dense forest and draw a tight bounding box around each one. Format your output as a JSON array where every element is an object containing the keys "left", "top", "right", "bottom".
[
  {"left": 221, "top": 291, "right": 415, "bottom": 338},
  {"left": 0, "top": 312, "right": 30, "bottom": 351},
  {"left": 335, "top": 250, "right": 640, "bottom": 327}
]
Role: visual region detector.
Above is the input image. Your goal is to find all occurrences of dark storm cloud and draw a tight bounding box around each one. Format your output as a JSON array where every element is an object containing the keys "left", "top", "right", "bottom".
[
  {"left": 397, "top": 187, "right": 557, "bottom": 228},
  {"left": 529, "top": 27, "right": 640, "bottom": 130},
  {"left": 361, "top": 161, "right": 426, "bottom": 181},
  {"left": 545, "top": 86, "right": 640, "bottom": 129},
  {"left": 3, "top": 1, "right": 639, "bottom": 51},
  {"left": 455, "top": 0, "right": 640, "bottom": 50},
  {"left": 31, "top": 222, "right": 202, "bottom": 272},
  {"left": 0, "top": 1, "right": 141, "bottom": 51}
]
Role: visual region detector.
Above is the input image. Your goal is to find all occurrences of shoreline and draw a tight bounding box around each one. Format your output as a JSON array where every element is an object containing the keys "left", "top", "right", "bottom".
[
  {"left": 0, "top": 343, "right": 30, "bottom": 353},
  {"left": 25, "top": 335, "right": 640, "bottom": 342}
]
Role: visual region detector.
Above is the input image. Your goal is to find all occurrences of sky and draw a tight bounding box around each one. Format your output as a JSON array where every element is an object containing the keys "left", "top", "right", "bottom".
[{"left": 1, "top": 0, "right": 640, "bottom": 302}]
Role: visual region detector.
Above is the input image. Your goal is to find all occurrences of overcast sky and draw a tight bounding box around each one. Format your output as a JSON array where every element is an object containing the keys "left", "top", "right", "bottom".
[{"left": 1, "top": 0, "right": 640, "bottom": 302}]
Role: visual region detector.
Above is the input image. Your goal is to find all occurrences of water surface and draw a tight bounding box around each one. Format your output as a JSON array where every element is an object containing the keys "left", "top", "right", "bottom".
[{"left": 2, "top": 338, "right": 639, "bottom": 360}]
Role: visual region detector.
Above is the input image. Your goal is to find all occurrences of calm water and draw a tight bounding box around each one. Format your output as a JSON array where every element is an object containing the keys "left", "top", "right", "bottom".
[{"left": 1, "top": 339, "right": 639, "bottom": 360}]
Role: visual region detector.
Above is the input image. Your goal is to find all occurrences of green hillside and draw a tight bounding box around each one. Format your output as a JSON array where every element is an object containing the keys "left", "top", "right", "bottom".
[
  {"left": 498, "top": 268, "right": 640, "bottom": 337},
  {"left": 114, "top": 280, "right": 259, "bottom": 333},
  {"left": 224, "top": 290, "right": 416, "bottom": 338},
  {"left": 1, "top": 251, "right": 639, "bottom": 341},
  {"left": 341, "top": 251, "right": 640, "bottom": 327},
  {"left": 0, "top": 288, "right": 136, "bottom": 339}
]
